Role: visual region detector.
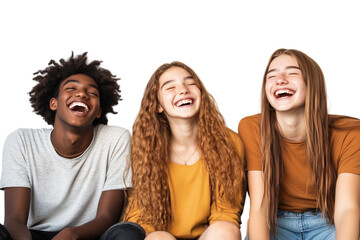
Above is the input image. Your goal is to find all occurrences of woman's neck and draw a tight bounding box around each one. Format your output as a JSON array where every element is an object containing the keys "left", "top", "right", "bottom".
[
  {"left": 168, "top": 118, "right": 200, "bottom": 165},
  {"left": 276, "top": 109, "right": 306, "bottom": 142}
]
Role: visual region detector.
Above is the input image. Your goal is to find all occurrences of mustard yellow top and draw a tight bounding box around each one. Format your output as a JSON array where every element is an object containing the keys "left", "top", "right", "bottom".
[{"left": 126, "top": 132, "right": 245, "bottom": 239}]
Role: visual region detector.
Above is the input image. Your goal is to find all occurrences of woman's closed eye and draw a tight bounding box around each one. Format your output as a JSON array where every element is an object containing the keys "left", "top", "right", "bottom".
[{"left": 166, "top": 86, "right": 175, "bottom": 90}]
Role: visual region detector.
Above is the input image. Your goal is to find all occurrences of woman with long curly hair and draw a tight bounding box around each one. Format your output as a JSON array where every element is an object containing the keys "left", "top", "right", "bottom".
[
  {"left": 101, "top": 61, "right": 246, "bottom": 240},
  {"left": 239, "top": 48, "right": 360, "bottom": 239}
]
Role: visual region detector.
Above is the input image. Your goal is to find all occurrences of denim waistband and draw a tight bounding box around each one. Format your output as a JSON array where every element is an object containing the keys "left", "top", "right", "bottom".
[{"left": 277, "top": 209, "right": 326, "bottom": 218}]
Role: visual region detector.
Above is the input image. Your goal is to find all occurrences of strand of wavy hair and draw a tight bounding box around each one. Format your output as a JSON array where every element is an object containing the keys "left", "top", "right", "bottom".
[
  {"left": 197, "top": 81, "right": 245, "bottom": 209},
  {"left": 124, "top": 80, "right": 172, "bottom": 230}
]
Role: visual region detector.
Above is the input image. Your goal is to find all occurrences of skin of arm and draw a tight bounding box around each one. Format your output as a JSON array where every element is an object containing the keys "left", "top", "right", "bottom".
[
  {"left": 334, "top": 173, "right": 360, "bottom": 240},
  {"left": 4, "top": 187, "right": 32, "bottom": 240},
  {"left": 52, "top": 189, "right": 126, "bottom": 240},
  {"left": 247, "top": 171, "right": 270, "bottom": 240}
]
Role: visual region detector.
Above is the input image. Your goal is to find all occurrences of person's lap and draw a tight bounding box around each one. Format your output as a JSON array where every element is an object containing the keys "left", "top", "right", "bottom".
[
  {"left": 273, "top": 210, "right": 335, "bottom": 240},
  {"left": 245, "top": 210, "right": 335, "bottom": 240},
  {"left": 0, "top": 224, "right": 59, "bottom": 240}
]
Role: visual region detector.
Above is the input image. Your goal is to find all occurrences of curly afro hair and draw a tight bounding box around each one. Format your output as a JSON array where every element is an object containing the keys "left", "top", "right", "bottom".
[{"left": 29, "top": 52, "right": 121, "bottom": 126}]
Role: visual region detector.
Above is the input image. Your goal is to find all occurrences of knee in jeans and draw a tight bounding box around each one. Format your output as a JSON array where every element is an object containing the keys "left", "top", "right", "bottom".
[
  {"left": 100, "top": 222, "right": 145, "bottom": 240},
  {"left": 0, "top": 224, "right": 12, "bottom": 240}
]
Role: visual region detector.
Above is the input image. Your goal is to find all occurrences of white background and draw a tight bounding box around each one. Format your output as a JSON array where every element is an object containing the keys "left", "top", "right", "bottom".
[{"left": 1, "top": 0, "right": 360, "bottom": 237}]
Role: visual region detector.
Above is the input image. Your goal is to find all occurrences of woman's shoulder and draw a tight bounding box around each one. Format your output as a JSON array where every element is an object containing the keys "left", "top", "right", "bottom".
[
  {"left": 238, "top": 113, "right": 260, "bottom": 130},
  {"left": 227, "top": 128, "right": 241, "bottom": 144},
  {"left": 224, "top": 128, "right": 244, "bottom": 159},
  {"left": 329, "top": 114, "right": 360, "bottom": 131},
  {"left": 329, "top": 115, "right": 360, "bottom": 145},
  {"left": 238, "top": 113, "right": 261, "bottom": 141}
]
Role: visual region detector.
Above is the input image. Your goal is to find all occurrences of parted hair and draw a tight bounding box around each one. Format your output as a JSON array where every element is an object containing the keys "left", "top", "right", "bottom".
[
  {"left": 124, "top": 61, "right": 245, "bottom": 230},
  {"left": 29, "top": 52, "right": 121, "bottom": 126},
  {"left": 260, "top": 48, "right": 337, "bottom": 234}
]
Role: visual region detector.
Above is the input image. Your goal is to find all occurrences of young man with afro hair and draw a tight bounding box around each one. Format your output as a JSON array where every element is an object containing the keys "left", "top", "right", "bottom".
[{"left": 0, "top": 52, "right": 131, "bottom": 240}]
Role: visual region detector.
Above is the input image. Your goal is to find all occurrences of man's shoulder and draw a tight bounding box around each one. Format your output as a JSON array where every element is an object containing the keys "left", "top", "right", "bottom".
[
  {"left": 95, "top": 124, "right": 129, "bottom": 135},
  {"left": 6, "top": 128, "right": 51, "bottom": 141},
  {"left": 94, "top": 125, "right": 131, "bottom": 141}
]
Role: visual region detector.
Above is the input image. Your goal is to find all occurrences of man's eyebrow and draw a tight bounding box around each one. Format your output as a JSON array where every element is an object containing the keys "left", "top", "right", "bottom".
[
  {"left": 63, "top": 79, "right": 99, "bottom": 90},
  {"left": 267, "top": 66, "right": 300, "bottom": 74},
  {"left": 63, "top": 79, "right": 79, "bottom": 86}
]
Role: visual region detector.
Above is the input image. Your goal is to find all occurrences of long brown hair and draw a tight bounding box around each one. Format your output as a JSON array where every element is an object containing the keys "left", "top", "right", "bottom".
[
  {"left": 260, "top": 49, "right": 337, "bottom": 233},
  {"left": 124, "top": 61, "right": 245, "bottom": 230}
]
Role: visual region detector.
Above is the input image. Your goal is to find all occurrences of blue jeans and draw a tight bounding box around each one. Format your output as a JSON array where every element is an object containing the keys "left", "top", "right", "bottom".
[
  {"left": 100, "top": 222, "right": 198, "bottom": 240},
  {"left": 100, "top": 222, "right": 146, "bottom": 240},
  {"left": 0, "top": 224, "right": 59, "bottom": 240},
  {"left": 245, "top": 210, "right": 335, "bottom": 240}
]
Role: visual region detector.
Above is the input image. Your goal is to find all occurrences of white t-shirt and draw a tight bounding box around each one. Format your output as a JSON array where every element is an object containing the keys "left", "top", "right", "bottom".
[{"left": 0, "top": 124, "right": 131, "bottom": 231}]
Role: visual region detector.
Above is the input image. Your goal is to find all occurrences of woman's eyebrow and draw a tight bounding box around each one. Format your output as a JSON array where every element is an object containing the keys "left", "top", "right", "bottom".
[
  {"left": 267, "top": 66, "right": 300, "bottom": 74},
  {"left": 160, "top": 79, "right": 175, "bottom": 89}
]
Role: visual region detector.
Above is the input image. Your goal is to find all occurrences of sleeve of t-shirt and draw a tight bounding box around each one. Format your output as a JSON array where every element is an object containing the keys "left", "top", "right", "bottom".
[
  {"left": 208, "top": 131, "right": 245, "bottom": 226},
  {"left": 208, "top": 181, "right": 242, "bottom": 227},
  {"left": 0, "top": 129, "right": 31, "bottom": 189},
  {"left": 208, "top": 190, "right": 241, "bottom": 227},
  {"left": 124, "top": 201, "right": 155, "bottom": 233},
  {"left": 103, "top": 127, "right": 132, "bottom": 191},
  {"left": 238, "top": 116, "right": 262, "bottom": 171},
  {"left": 337, "top": 128, "right": 360, "bottom": 175}
]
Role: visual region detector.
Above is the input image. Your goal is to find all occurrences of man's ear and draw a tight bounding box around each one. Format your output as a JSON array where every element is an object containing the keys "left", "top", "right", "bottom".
[
  {"left": 96, "top": 107, "right": 102, "bottom": 118},
  {"left": 49, "top": 98, "right": 57, "bottom": 111}
]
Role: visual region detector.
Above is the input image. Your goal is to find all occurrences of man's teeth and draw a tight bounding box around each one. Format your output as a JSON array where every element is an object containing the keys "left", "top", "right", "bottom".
[
  {"left": 69, "top": 102, "right": 89, "bottom": 111},
  {"left": 175, "top": 99, "right": 192, "bottom": 107}
]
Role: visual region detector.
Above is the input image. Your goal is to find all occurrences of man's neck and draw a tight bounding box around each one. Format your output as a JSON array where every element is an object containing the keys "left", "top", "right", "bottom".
[{"left": 51, "top": 123, "right": 94, "bottom": 158}]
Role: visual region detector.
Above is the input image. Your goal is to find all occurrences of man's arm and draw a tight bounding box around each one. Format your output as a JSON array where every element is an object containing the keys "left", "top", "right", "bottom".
[
  {"left": 4, "top": 187, "right": 32, "bottom": 240},
  {"left": 334, "top": 173, "right": 360, "bottom": 239},
  {"left": 52, "top": 189, "right": 126, "bottom": 240}
]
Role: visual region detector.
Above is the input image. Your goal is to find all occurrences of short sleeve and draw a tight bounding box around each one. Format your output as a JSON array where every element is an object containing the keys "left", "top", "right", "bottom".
[
  {"left": 103, "top": 128, "right": 132, "bottom": 191},
  {"left": 124, "top": 201, "right": 155, "bottom": 233},
  {"left": 208, "top": 194, "right": 241, "bottom": 227},
  {"left": 0, "top": 130, "right": 31, "bottom": 189},
  {"left": 336, "top": 128, "right": 360, "bottom": 175},
  {"left": 238, "top": 115, "right": 262, "bottom": 171},
  {"left": 208, "top": 131, "right": 246, "bottom": 227}
]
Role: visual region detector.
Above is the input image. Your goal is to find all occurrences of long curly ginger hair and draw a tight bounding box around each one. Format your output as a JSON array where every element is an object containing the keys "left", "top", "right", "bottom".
[{"left": 124, "top": 61, "right": 245, "bottom": 230}]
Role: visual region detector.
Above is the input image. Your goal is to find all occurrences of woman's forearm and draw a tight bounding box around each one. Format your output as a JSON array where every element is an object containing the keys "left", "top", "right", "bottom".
[{"left": 248, "top": 210, "right": 270, "bottom": 240}]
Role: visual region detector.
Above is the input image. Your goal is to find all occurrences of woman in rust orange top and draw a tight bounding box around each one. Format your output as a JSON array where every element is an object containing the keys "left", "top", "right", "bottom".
[{"left": 238, "top": 49, "right": 360, "bottom": 240}]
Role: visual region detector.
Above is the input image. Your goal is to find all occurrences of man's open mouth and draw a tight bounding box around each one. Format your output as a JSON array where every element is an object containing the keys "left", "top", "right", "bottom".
[{"left": 68, "top": 101, "right": 89, "bottom": 113}]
